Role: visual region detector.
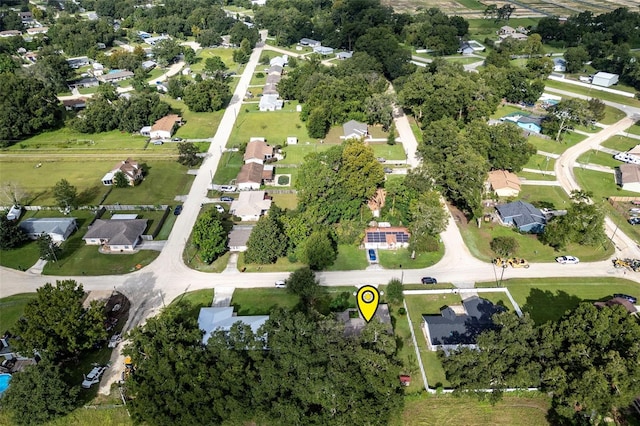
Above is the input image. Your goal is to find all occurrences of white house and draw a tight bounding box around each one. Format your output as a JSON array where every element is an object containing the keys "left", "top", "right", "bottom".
[
  {"left": 269, "top": 55, "right": 288, "bottom": 67},
  {"left": 342, "top": 120, "right": 369, "bottom": 139},
  {"left": 83, "top": 219, "right": 148, "bottom": 252},
  {"left": 617, "top": 163, "right": 640, "bottom": 193},
  {"left": 230, "top": 191, "right": 272, "bottom": 221},
  {"left": 19, "top": 218, "right": 77, "bottom": 242},
  {"left": 149, "top": 114, "right": 182, "bottom": 139},
  {"left": 592, "top": 72, "right": 619, "bottom": 87},
  {"left": 259, "top": 94, "right": 283, "bottom": 112},
  {"left": 313, "top": 46, "right": 333, "bottom": 55},
  {"left": 299, "top": 38, "right": 321, "bottom": 47},
  {"left": 198, "top": 307, "right": 269, "bottom": 345},
  {"left": 553, "top": 58, "right": 566, "bottom": 72}
]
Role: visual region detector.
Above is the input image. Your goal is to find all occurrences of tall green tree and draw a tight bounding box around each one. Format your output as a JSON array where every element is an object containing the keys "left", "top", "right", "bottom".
[
  {"left": 192, "top": 209, "right": 227, "bottom": 264},
  {"left": 244, "top": 212, "right": 287, "bottom": 264},
  {"left": 183, "top": 79, "right": 232, "bottom": 112},
  {"left": 53, "top": 179, "right": 77, "bottom": 209},
  {"left": 0, "top": 212, "right": 27, "bottom": 249},
  {"left": 285, "top": 267, "right": 322, "bottom": 310},
  {"left": 37, "top": 234, "right": 61, "bottom": 262},
  {"left": 408, "top": 190, "right": 447, "bottom": 252},
  {"left": 13, "top": 280, "right": 107, "bottom": 361},
  {"left": 177, "top": 142, "right": 201, "bottom": 166},
  {"left": 299, "top": 230, "right": 337, "bottom": 270},
  {"left": 1, "top": 361, "right": 78, "bottom": 426}
]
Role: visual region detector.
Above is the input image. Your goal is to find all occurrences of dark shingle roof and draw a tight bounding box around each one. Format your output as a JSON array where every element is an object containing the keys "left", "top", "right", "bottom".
[
  {"left": 496, "top": 201, "right": 545, "bottom": 228},
  {"left": 83, "top": 219, "right": 147, "bottom": 245}
]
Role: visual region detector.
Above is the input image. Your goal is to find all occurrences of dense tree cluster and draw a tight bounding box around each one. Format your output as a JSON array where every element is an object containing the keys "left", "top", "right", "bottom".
[
  {"left": 47, "top": 14, "right": 117, "bottom": 56},
  {"left": 534, "top": 8, "right": 640, "bottom": 89},
  {"left": 191, "top": 208, "right": 228, "bottom": 264},
  {"left": 442, "top": 303, "right": 640, "bottom": 424},
  {"left": 404, "top": 8, "right": 468, "bottom": 55},
  {"left": 182, "top": 78, "right": 232, "bottom": 112},
  {"left": 542, "top": 98, "right": 606, "bottom": 141},
  {"left": 70, "top": 92, "right": 172, "bottom": 133},
  {"left": 0, "top": 212, "right": 27, "bottom": 249},
  {"left": 124, "top": 300, "right": 404, "bottom": 425}
]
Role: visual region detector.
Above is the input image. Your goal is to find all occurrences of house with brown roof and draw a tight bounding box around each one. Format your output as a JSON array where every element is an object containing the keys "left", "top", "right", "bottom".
[
  {"left": 101, "top": 158, "right": 144, "bottom": 186},
  {"left": 83, "top": 219, "right": 148, "bottom": 252},
  {"left": 487, "top": 170, "right": 521, "bottom": 198},
  {"left": 237, "top": 163, "right": 265, "bottom": 190},
  {"left": 594, "top": 297, "right": 637, "bottom": 315},
  {"left": 244, "top": 138, "right": 274, "bottom": 164},
  {"left": 616, "top": 163, "right": 640, "bottom": 193},
  {"left": 62, "top": 98, "right": 88, "bottom": 111},
  {"left": 149, "top": 114, "right": 182, "bottom": 139}
]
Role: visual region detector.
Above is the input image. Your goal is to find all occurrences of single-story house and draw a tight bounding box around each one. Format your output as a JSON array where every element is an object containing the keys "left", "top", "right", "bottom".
[
  {"left": 244, "top": 138, "right": 274, "bottom": 164},
  {"left": 92, "top": 62, "right": 104, "bottom": 76},
  {"left": 342, "top": 120, "right": 369, "bottom": 140},
  {"left": 498, "top": 25, "right": 516, "bottom": 35},
  {"left": 337, "top": 304, "right": 392, "bottom": 337},
  {"left": 262, "top": 83, "right": 279, "bottom": 96},
  {"left": 228, "top": 225, "right": 254, "bottom": 252},
  {"left": 269, "top": 55, "right": 288, "bottom": 67},
  {"left": 501, "top": 32, "right": 528, "bottom": 41},
  {"left": 422, "top": 296, "right": 505, "bottom": 351},
  {"left": 265, "top": 74, "right": 281, "bottom": 86},
  {"left": 198, "top": 307, "right": 269, "bottom": 345},
  {"left": 553, "top": 57, "right": 567, "bottom": 72},
  {"left": 138, "top": 31, "right": 151, "bottom": 39},
  {"left": 101, "top": 158, "right": 143, "bottom": 186},
  {"left": 67, "top": 56, "right": 90, "bottom": 69},
  {"left": 336, "top": 51, "right": 353, "bottom": 60},
  {"left": 594, "top": 297, "right": 638, "bottom": 315},
  {"left": 496, "top": 200, "right": 546, "bottom": 233},
  {"left": 230, "top": 191, "right": 272, "bottom": 221},
  {"left": 149, "top": 114, "right": 182, "bottom": 139},
  {"left": 19, "top": 11, "right": 33, "bottom": 22},
  {"left": 616, "top": 163, "right": 640, "bottom": 193},
  {"left": 259, "top": 94, "right": 283, "bottom": 112},
  {"left": 500, "top": 113, "right": 543, "bottom": 134},
  {"left": 313, "top": 46, "right": 333, "bottom": 55},
  {"left": 68, "top": 77, "right": 99, "bottom": 89},
  {"left": 141, "top": 60, "right": 156, "bottom": 70},
  {"left": 487, "top": 170, "right": 521, "bottom": 197},
  {"left": 83, "top": 219, "right": 148, "bottom": 252},
  {"left": 237, "top": 163, "right": 265, "bottom": 190},
  {"left": 19, "top": 218, "right": 77, "bottom": 242},
  {"left": 86, "top": 12, "right": 98, "bottom": 20},
  {"left": 363, "top": 227, "right": 410, "bottom": 250},
  {"left": 299, "top": 38, "right": 320, "bottom": 47},
  {"left": 251, "top": 0, "right": 267, "bottom": 5},
  {"left": 99, "top": 70, "right": 134, "bottom": 83},
  {"left": 145, "top": 35, "right": 170, "bottom": 46},
  {"left": 26, "top": 27, "right": 48, "bottom": 35},
  {"left": 0, "top": 30, "right": 21, "bottom": 38},
  {"left": 62, "top": 98, "right": 88, "bottom": 111},
  {"left": 268, "top": 65, "right": 283, "bottom": 76},
  {"left": 592, "top": 71, "right": 619, "bottom": 88}
]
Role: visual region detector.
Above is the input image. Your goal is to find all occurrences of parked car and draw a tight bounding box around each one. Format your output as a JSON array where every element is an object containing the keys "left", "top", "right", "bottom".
[
  {"left": 383, "top": 167, "right": 393, "bottom": 174},
  {"left": 173, "top": 205, "right": 183, "bottom": 215},
  {"left": 555, "top": 255, "right": 579, "bottom": 264},
  {"left": 275, "top": 280, "right": 286, "bottom": 288},
  {"left": 219, "top": 185, "right": 237, "bottom": 192},
  {"left": 632, "top": 200, "right": 640, "bottom": 206},
  {"left": 368, "top": 249, "right": 377, "bottom": 262},
  {"left": 421, "top": 277, "right": 438, "bottom": 285},
  {"left": 171, "top": 137, "right": 183, "bottom": 142},
  {"left": 215, "top": 204, "right": 224, "bottom": 213},
  {"left": 613, "top": 293, "right": 637, "bottom": 304},
  {"left": 376, "top": 157, "right": 386, "bottom": 163},
  {"left": 152, "top": 139, "right": 163, "bottom": 145},
  {"left": 630, "top": 208, "right": 640, "bottom": 213},
  {"left": 629, "top": 217, "right": 640, "bottom": 225},
  {"left": 82, "top": 366, "right": 108, "bottom": 389},
  {"left": 220, "top": 196, "right": 234, "bottom": 202}
]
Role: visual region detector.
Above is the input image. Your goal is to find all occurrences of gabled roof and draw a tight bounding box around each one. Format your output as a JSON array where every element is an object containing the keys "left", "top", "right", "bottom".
[
  {"left": 100, "top": 70, "right": 134, "bottom": 81},
  {"left": 337, "top": 304, "right": 392, "bottom": 337},
  {"left": 237, "top": 163, "right": 264, "bottom": 184},
  {"left": 365, "top": 227, "right": 410, "bottom": 244},
  {"left": 259, "top": 94, "right": 283, "bottom": 109},
  {"left": 19, "top": 218, "right": 76, "bottom": 235},
  {"left": 244, "top": 139, "right": 273, "bottom": 162},
  {"left": 594, "top": 297, "right": 637, "bottom": 314},
  {"left": 496, "top": 201, "right": 545, "bottom": 228},
  {"left": 343, "top": 120, "right": 368, "bottom": 138},
  {"left": 83, "top": 219, "right": 147, "bottom": 245},
  {"left": 422, "top": 296, "right": 505, "bottom": 346},
  {"left": 594, "top": 71, "right": 618, "bottom": 79},
  {"left": 151, "top": 114, "right": 181, "bottom": 133},
  {"left": 110, "top": 158, "right": 141, "bottom": 180},
  {"left": 230, "top": 191, "right": 272, "bottom": 218},
  {"left": 487, "top": 170, "right": 520, "bottom": 191},
  {"left": 198, "top": 307, "right": 269, "bottom": 344},
  {"left": 618, "top": 163, "right": 640, "bottom": 184},
  {"left": 228, "top": 225, "right": 254, "bottom": 247}
]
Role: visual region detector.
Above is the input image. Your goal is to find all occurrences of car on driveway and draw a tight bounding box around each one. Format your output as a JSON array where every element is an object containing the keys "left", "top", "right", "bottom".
[
  {"left": 171, "top": 137, "right": 183, "bottom": 142},
  {"left": 613, "top": 293, "right": 637, "bottom": 304},
  {"left": 173, "top": 205, "right": 183, "bottom": 215},
  {"left": 82, "top": 365, "right": 108, "bottom": 389},
  {"left": 421, "top": 277, "right": 437, "bottom": 284},
  {"left": 383, "top": 167, "right": 393, "bottom": 173},
  {"left": 368, "top": 249, "right": 377, "bottom": 262},
  {"left": 555, "top": 255, "right": 579, "bottom": 264},
  {"left": 275, "top": 280, "right": 286, "bottom": 288},
  {"left": 215, "top": 204, "right": 224, "bottom": 213},
  {"left": 219, "top": 185, "right": 237, "bottom": 192},
  {"left": 220, "top": 196, "right": 234, "bottom": 202},
  {"left": 629, "top": 217, "right": 640, "bottom": 225}
]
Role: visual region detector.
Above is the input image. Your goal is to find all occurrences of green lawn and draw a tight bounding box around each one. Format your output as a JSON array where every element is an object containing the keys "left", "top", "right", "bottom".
[
  {"left": 0, "top": 240, "right": 41, "bottom": 271},
  {"left": 545, "top": 80, "right": 640, "bottom": 108},
  {"left": 601, "top": 134, "right": 638, "bottom": 152},
  {"left": 574, "top": 168, "right": 638, "bottom": 201},
  {"left": 490, "top": 104, "right": 528, "bottom": 120},
  {"left": 446, "top": 56, "right": 483, "bottom": 65},
  {"left": 626, "top": 122, "right": 640, "bottom": 136},
  {"left": 326, "top": 245, "right": 369, "bottom": 271},
  {"left": 161, "top": 96, "right": 224, "bottom": 139},
  {"left": 212, "top": 151, "right": 243, "bottom": 185},
  {"left": 271, "top": 193, "right": 298, "bottom": 210},
  {"left": 528, "top": 131, "right": 586, "bottom": 154},
  {"left": 280, "top": 144, "right": 333, "bottom": 165},
  {"left": 370, "top": 143, "right": 407, "bottom": 161},
  {"left": 523, "top": 153, "right": 556, "bottom": 172},
  {"left": 577, "top": 149, "right": 619, "bottom": 168},
  {"left": 477, "top": 277, "right": 640, "bottom": 325},
  {"left": 601, "top": 105, "right": 627, "bottom": 125},
  {"left": 190, "top": 47, "right": 238, "bottom": 73},
  {"left": 231, "top": 288, "right": 300, "bottom": 315},
  {"left": 0, "top": 293, "right": 37, "bottom": 333},
  {"left": 249, "top": 72, "right": 267, "bottom": 86},
  {"left": 378, "top": 247, "right": 444, "bottom": 269},
  {"left": 44, "top": 245, "right": 159, "bottom": 275},
  {"left": 518, "top": 185, "right": 571, "bottom": 209},
  {"left": 237, "top": 253, "right": 306, "bottom": 272},
  {"left": 228, "top": 108, "right": 313, "bottom": 148},
  {"left": 9, "top": 128, "right": 148, "bottom": 151},
  {"left": 518, "top": 171, "right": 557, "bottom": 181}
]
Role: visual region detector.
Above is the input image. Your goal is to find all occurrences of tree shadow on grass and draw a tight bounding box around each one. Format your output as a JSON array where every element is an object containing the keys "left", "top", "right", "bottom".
[
  {"left": 522, "top": 288, "right": 583, "bottom": 325},
  {"left": 76, "top": 185, "right": 102, "bottom": 205}
]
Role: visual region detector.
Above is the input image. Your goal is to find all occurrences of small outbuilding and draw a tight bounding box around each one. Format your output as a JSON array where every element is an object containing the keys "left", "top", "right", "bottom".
[{"left": 592, "top": 72, "right": 619, "bottom": 88}]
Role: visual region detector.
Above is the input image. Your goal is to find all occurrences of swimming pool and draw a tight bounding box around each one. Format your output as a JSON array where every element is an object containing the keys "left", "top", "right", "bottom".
[{"left": 0, "top": 373, "right": 11, "bottom": 394}]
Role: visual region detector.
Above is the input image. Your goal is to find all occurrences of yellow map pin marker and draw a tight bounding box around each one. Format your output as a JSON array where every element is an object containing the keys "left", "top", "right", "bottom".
[{"left": 357, "top": 285, "right": 380, "bottom": 323}]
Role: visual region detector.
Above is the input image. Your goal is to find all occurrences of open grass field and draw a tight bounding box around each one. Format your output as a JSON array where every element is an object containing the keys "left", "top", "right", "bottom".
[
  {"left": 458, "top": 218, "right": 613, "bottom": 263},
  {"left": 280, "top": 144, "right": 333, "bottom": 164},
  {"left": 477, "top": 277, "right": 640, "bottom": 325},
  {"left": 575, "top": 168, "right": 638, "bottom": 201},
  {"left": 370, "top": 143, "right": 407, "bottom": 161},
  {"left": 0, "top": 293, "right": 37, "bottom": 333},
  {"left": 161, "top": 96, "right": 224, "bottom": 139},
  {"left": 518, "top": 171, "right": 557, "bottom": 181},
  {"left": 601, "top": 134, "right": 638, "bottom": 153},
  {"left": 378, "top": 247, "right": 444, "bottom": 269},
  {"left": 228, "top": 107, "right": 313, "bottom": 148},
  {"left": 626, "top": 121, "right": 640, "bottom": 137},
  {"left": 326, "top": 245, "right": 370, "bottom": 271},
  {"left": 189, "top": 47, "right": 239, "bottom": 73},
  {"left": 528, "top": 131, "right": 585, "bottom": 155},
  {"left": 0, "top": 240, "right": 41, "bottom": 271},
  {"left": 7, "top": 128, "right": 149, "bottom": 152},
  {"left": 44, "top": 244, "right": 159, "bottom": 276},
  {"left": 518, "top": 184, "right": 570, "bottom": 208},
  {"left": 231, "top": 288, "right": 300, "bottom": 315},
  {"left": 270, "top": 193, "right": 298, "bottom": 210},
  {"left": 577, "top": 149, "right": 619, "bottom": 169},
  {"left": 545, "top": 80, "right": 640, "bottom": 109},
  {"left": 212, "top": 151, "right": 243, "bottom": 185},
  {"left": 523, "top": 153, "right": 556, "bottom": 172},
  {"left": 237, "top": 252, "right": 306, "bottom": 272}
]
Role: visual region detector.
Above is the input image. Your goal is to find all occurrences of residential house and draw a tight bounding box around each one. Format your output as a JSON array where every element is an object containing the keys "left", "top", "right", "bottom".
[
  {"left": 145, "top": 35, "right": 170, "bottom": 46},
  {"left": 592, "top": 71, "right": 619, "bottom": 87},
  {"left": 498, "top": 25, "right": 516, "bottom": 35},
  {"left": 299, "top": 38, "right": 321, "bottom": 47},
  {"left": 553, "top": 57, "right": 567, "bottom": 72},
  {"left": 138, "top": 31, "right": 151, "bottom": 39},
  {"left": 251, "top": 0, "right": 267, "bottom": 5},
  {"left": 139, "top": 126, "right": 151, "bottom": 137},
  {"left": 459, "top": 41, "right": 474, "bottom": 55},
  {"left": 62, "top": 98, "right": 88, "bottom": 111},
  {"left": 259, "top": 94, "right": 283, "bottom": 111},
  {"left": 313, "top": 46, "right": 333, "bottom": 55},
  {"left": 500, "top": 113, "right": 543, "bottom": 134},
  {"left": 336, "top": 51, "right": 353, "bottom": 60},
  {"left": 92, "top": 62, "right": 104, "bottom": 76},
  {"left": 363, "top": 227, "right": 410, "bottom": 250},
  {"left": 269, "top": 55, "right": 288, "bottom": 67},
  {"left": 198, "top": 307, "right": 269, "bottom": 345},
  {"left": 83, "top": 219, "right": 148, "bottom": 252},
  {"left": 263, "top": 81, "right": 280, "bottom": 96},
  {"left": 487, "top": 170, "right": 521, "bottom": 197},
  {"left": 18, "top": 218, "right": 77, "bottom": 242},
  {"left": 228, "top": 225, "right": 254, "bottom": 252},
  {"left": 0, "top": 30, "right": 21, "bottom": 38},
  {"left": 237, "top": 163, "right": 265, "bottom": 190},
  {"left": 594, "top": 297, "right": 638, "bottom": 315},
  {"left": 496, "top": 200, "right": 546, "bottom": 233},
  {"left": 230, "top": 191, "right": 272, "bottom": 221},
  {"left": 18, "top": 11, "right": 33, "bottom": 23},
  {"left": 67, "top": 56, "right": 90, "bottom": 69},
  {"left": 86, "top": 12, "right": 98, "bottom": 20},
  {"left": 68, "top": 77, "right": 99, "bottom": 89},
  {"left": 142, "top": 60, "right": 156, "bottom": 70},
  {"left": 98, "top": 70, "right": 134, "bottom": 83},
  {"left": 342, "top": 120, "right": 369, "bottom": 140},
  {"left": 337, "top": 304, "right": 392, "bottom": 337},
  {"left": 244, "top": 138, "right": 274, "bottom": 164},
  {"left": 616, "top": 163, "right": 640, "bottom": 193},
  {"left": 149, "top": 114, "right": 182, "bottom": 139},
  {"left": 422, "top": 296, "right": 505, "bottom": 351},
  {"left": 26, "top": 27, "right": 48, "bottom": 35},
  {"left": 267, "top": 65, "right": 283, "bottom": 76},
  {"left": 101, "top": 158, "right": 144, "bottom": 186}
]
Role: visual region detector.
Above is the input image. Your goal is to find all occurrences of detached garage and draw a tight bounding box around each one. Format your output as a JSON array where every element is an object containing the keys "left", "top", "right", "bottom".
[{"left": 592, "top": 72, "right": 619, "bottom": 87}]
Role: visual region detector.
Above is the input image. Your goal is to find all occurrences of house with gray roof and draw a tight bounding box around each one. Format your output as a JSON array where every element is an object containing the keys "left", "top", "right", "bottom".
[
  {"left": 421, "top": 296, "right": 505, "bottom": 351},
  {"left": 496, "top": 200, "right": 546, "bottom": 233},
  {"left": 19, "top": 218, "right": 77, "bottom": 242},
  {"left": 337, "top": 303, "right": 392, "bottom": 337},
  {"left": 259, "top": 94, "right": 283, "bottom": 112},
  {"left": 228, "top": 225, "right": 253, "bottom": 252},
  {"left": 342, "top": 120, "right": 369, "bottom": 140},
  {"left": 299, "top": 38, "right": 320, "bottom": 47},
  {"left": 198, "top": 307, "right": 269, "bottom": 345},
  {"left": 83, "top": 219, "right": 147, "bottom": 252},
  {"left": 500, "top": 113, "right": 543, "bottom": 134}
]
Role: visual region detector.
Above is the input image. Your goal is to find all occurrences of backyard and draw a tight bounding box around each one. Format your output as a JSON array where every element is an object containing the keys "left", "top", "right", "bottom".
[
  {"left": 227, "top": 106, "right": 313, "bottom": 148},
  {"left": 161, "top": 96, "right": 224, "bottom": 139}
]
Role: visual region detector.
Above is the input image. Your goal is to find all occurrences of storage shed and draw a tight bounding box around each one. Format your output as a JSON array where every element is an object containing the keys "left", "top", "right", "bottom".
[{"left": 592, "top": 72, "right": 619, "bottom": 87}]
